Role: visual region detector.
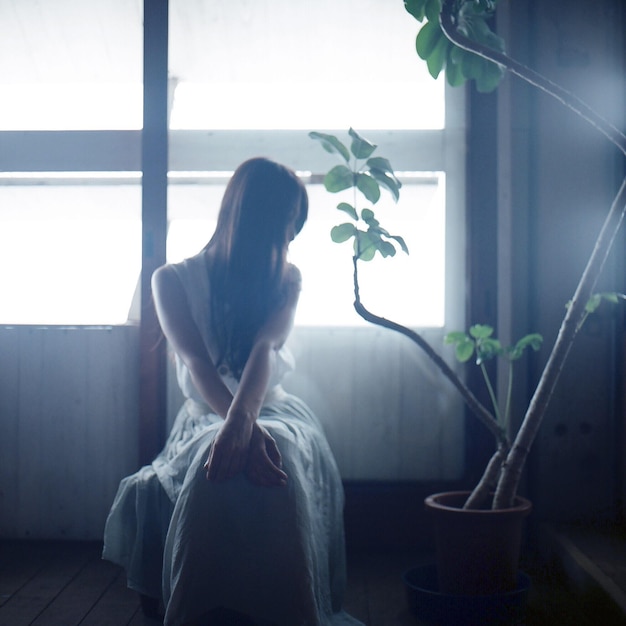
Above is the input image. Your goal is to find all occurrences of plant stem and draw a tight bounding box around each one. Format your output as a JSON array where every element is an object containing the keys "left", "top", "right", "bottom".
[
  {"left": 440, "top": 0, "right": 626, "bottom": 156},
  {"left": 494, "top": 176, "right": 626, "bottom": 508},
  {"left": 463, "top": 445, "right": 507, "bottom": 509},
  {"left": 503, "top": 361, "right": 514, "bottom": 434},
  {"left": 351, "top": 255, "right": 509, "bottom": 447},
  {"left": 480, "top": 362, "right": 501, "bottom": 425},
  {"left": 439, "top": 0, "right": 626, "bottom": 508}
]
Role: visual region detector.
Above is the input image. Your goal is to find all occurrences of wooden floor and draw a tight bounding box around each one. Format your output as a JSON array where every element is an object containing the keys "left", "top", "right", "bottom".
[{"left": 0, "top": 540, "right": 624, "bottom": 625}]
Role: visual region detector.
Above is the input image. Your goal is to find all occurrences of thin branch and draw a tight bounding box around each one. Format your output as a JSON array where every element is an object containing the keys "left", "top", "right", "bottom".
[
  {"left": 438, "top": 0, "right": 626, "bottom": 508},
  {"left": 351, "top": 255, "right": 509, "bottom": 447},
  {"left": 494, "top": 176, "right": 626, "bottom": 508},
  {"left": 480, "top": 362, "right": 501, "bottom": 424},
  {"left": 440, "top": 0, "right": 626, "bottom": 157},
  {"left": 463, "top": 446, "right": 507, "bottom": 509}
]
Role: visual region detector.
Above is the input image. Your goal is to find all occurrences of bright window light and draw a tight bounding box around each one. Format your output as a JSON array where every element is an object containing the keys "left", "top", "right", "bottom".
[
  {"left": 292, "top": 179, "right": 445, "bottom": 327},
  {"left": 0, "top": 184, "right": 141, "bottom": 325},
  {"left": 167, "top": 177, "right": 445, "bottom": 327},
  {"left": 169, "top": 0, "right": 444, "bottom": 130},
  {"left": 0, "top": 174, "right": 444, "bottom": 327},
  {"left": 0, "top": 84, "right": 143, "bottom": 131},
  {"left": 170, "top": 80, "right": 444, "bottom": 131}
]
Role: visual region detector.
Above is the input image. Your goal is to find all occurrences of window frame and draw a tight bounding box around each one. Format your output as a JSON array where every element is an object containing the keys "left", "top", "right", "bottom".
[{"left": 0, "top": 117, "right": 466, "bottom": 332}]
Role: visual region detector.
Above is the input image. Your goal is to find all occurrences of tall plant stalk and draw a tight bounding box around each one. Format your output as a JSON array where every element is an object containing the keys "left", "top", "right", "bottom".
[
  {"left": 351, "top": 255, "right": 509, "bottom": 448},
  {"left": 319, "top": 7, "right": 625, "bottom": 512},
  {"left": 312, "top": 1, "right": 625, "bottom": 509},
  {"left": 438, "top": 0, "right": 626, "bottom": 507}
]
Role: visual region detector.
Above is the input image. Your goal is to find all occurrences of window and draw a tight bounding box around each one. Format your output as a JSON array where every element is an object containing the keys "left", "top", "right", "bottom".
[
  {"left": 0, "top": 0, "right": 467, "bottom": 482},
  {"left": 168, "top": 0, "right": 444, "bottom": 132},
  {"left": 167, "top": 173, "right": 446, "bottom": 327},
  {"left": 0, "top": 0, "right": 463, "bottom": 331},
  {"left": 0, "top": 177, "right": 141, "bottom": 325},
  {"left": 0, "top": 0, "right": 143, "bottom": 325},
  {"left": 164, "top": 0, "right": 460, "bottom": 329},
  {"left": 0, "top": 1, "right": 142, "bottom": 131}
]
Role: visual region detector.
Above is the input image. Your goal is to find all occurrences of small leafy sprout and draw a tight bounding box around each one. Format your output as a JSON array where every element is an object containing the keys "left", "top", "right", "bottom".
[
  {"left": 445, "top": 325, "right": 543, "bottom": 429},
  {"left": 578, "top": 291, "right": 625, "bottom": 313},
  {"left": 445, "top": 324, "right": 542, "bottom": 364},
  {"left": 309, "top": 128, "right": 407, "bottom": 262},
  {"left": 566, "top": 292, "right": 626, "bottom": 331},
  {"left": 404, "top": 0, "right": 505, "bottom": 93}
]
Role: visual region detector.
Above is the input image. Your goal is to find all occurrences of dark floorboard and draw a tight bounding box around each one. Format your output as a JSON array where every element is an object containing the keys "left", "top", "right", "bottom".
[{"left": 0, "top": 540, "right": 624, "bottom": 625}]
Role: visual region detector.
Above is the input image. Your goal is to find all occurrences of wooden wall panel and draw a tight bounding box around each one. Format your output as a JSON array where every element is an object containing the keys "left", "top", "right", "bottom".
[
  {"left": 0, "top": 326, "right": 139, "bottom": 540},
  {"left": 1, "top": 324, "right": 464, "bottom": 539},
  {"left": 166, "top": 327, "right": 465, "bottom": 482},
  {"left": 279, "top": 327, "right": 464, "bottom": 482}
]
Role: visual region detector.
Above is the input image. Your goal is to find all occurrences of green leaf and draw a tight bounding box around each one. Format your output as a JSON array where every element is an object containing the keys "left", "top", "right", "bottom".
[
  {"left": 369, "top": 168, "right": 401, "bottom": 202},
  {"left": 601, "top": 292, "right": 621, "bottom": 304},
  {"left": 457, "top": 6, "right": 505, "bottom": 54},
  {"left": 308, "top": 131, "right": 350, "bottom": 163},
  {"left": 445, "top": 331, "right": 477, "bottom": 363},
  {"left": 445, "top": 48, "right": 465, "bottom": 87},
  {"left": 404, "top": 0, "right": 428, "bottom": 22},
  {"left": 354, "top": 231, "right": 377, "bottom": 261},
  {"left": 349, "top": 127, "right": 377, "bottom": 159},
  {"left": 424, "top": 0, "right": 441, "bottom": 22},
  {"left": 330, "top": 222, "right": 357, "bottom": 243},
  {"left": 469, "top": 324, "right": 494, "bottom": 339},
  {"left": 389, "top": 234, "right": 409, "bottom": 254},
  {"left": 582, "top": 291, "right": 624, "bottom": 313},
  {"left": 455, "top": 340, "right": 475, "bottom": 363},
  {"left": 366, "top": 156, "right": 396, "bottom": 176},
  {"left": 509, "top": 333, "right": 543, "bottom": 360},
  {"left": 426, "top": 32, "right": 449, "bottom": 79},
  {"left": 585, "top": 294, "right": 602, "bottom": 314},
  {"left": 324, "top": 165, "right": 354, "bottom": 193},
  {"left": 474, "top": 58, "right": 505, "bottom": 93},
  {"left": 475, "top": 0, "right": 497, "bottom": 11},
  {"left": 476, "top": 337, "right": 502, "bottom": 363},
  {"left": 336, "top": 202, "right": 358, "bottom": 220},
  {"left": 379, "top": 241, "right": 397, "bottom": 258},
  {"left": 460, "top": 49, "right": 483, "bottom": 80},
  {"left": 444, "top": 331, "right": 469, "bottom": 345},
  {"left": 415, "top": 20, "right": 442, "bottom": 61},
  {"left": 361, "top": 208, "right": 377, "bottom": 224},
  {"left": 356, "top": 173, "right": 381, "bottom": 204}
]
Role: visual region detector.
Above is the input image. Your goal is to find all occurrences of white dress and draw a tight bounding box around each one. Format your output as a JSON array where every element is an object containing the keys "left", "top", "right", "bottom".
[{"left": 103, "top": 252, "right": 362, "bottom": 626}]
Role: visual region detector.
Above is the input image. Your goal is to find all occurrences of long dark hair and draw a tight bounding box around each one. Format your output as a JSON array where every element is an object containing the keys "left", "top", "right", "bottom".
[{"left": 205, "top": 157, "right": 308, "bottom": 379}]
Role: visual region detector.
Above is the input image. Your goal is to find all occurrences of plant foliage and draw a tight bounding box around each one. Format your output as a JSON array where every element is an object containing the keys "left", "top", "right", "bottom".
[
  {"left": 404, "top": 0, "right": 505, "bottom": 92},
  {"left": 445, "top": 325, "right": 542, "bottom": 430},
  {"left": 309, "top": 128, "right": 407, "bottom": 262}
]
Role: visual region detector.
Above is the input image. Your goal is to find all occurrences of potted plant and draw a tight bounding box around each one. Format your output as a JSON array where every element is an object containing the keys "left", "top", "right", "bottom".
[{"left": 309, "top": 0, "right": 626, "bottom": 616}]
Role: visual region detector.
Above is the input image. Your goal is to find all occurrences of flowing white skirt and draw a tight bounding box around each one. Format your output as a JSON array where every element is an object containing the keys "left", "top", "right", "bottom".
[{"left": 103, "top": 394, "right": 362, "bottom": 626}]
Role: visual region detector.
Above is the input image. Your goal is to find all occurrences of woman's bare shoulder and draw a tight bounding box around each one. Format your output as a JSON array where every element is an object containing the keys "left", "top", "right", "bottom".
[
  {"left": 285, "top": 263, "right": 302, "bottom": 288},
  {"left": 152, "top": 263, "right": 178, "bottom": 286},
  {"left": 153, "top": 251, "right": 204, "bottom": 288},
  {"left": 151, "top": 263, "right": 186, "bottom": 303}
]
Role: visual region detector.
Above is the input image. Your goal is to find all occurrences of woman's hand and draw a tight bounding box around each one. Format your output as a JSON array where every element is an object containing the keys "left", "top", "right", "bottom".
[
  {"left": 204, "top": 410, "right": 254, "bottom": 482},
  {"left": 245, "top": 423, "right": 288, "bottom": 487}
]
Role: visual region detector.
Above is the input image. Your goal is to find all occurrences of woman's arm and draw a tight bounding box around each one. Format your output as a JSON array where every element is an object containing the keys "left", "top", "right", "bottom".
[
  {"left": 152, "top": 265, "right": 233, "bottom": 418},
  {"left": 206, "top": 265, "right": 302, "bottom": 484},
  {"left": 230, "top": 265, "right": 301, "bottom": 420}
]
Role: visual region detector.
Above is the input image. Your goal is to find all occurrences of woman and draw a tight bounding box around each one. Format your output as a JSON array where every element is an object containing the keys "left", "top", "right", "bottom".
[{"left": 103, "top": 158, "right": 361, "bottom": 626}]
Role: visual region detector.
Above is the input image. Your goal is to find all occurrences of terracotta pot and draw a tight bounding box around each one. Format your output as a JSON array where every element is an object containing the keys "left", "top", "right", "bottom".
[{"left": 425, "top": 491, "right": 532, "bottom": 596}]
